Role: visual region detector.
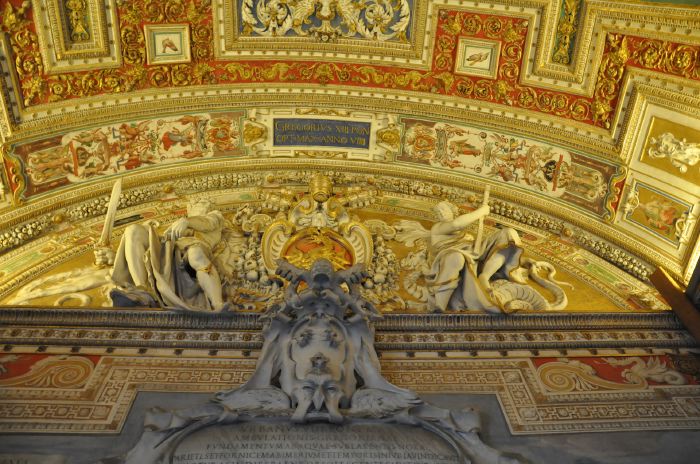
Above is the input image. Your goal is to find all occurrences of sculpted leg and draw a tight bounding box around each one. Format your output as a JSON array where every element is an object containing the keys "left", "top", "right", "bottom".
[
  {"left": 187, "top": 246, "right": 225, "bottom": 311},
  {"left": 431, "top": 252, "right": 466, "bottom": 312},
  {"left": 123, "top": 224, "right": 149, "bottom": 287},
  {"left": 478, "top": 251, "right": 507, "bottom": 291}
]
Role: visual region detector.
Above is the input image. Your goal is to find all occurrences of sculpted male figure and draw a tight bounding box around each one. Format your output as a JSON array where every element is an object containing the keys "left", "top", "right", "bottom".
[
  {"left": 108, "top": 199, "right": 230, "bottom": 311},
  {"left": 427, "top": 200, "right": 523, "bottom": 313}
]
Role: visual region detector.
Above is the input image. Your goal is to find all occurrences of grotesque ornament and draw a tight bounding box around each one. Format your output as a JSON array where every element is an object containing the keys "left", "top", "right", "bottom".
[{"left": 106, "top": 258, "right": 524, "bottom": 464}]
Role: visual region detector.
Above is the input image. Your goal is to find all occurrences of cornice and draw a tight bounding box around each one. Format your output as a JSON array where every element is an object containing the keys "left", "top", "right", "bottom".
[
  {"left": 0, "top": 307, "right": 683, "bottom": 330},
  {"left": 0, "top": 308, "right": 693, "bottom": 351}
]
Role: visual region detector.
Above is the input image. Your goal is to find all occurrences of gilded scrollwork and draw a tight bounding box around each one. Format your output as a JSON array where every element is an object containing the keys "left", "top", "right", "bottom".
[
  {"left": 551, "top": 0, "right": 580, "bottom": 65},
  {"left": 242, "top": 118, "right": 268, "bottom": 152},
  {"left": 64, "top": 0, "right": 90, "bottom": 43},
  {"left": 1, "top": 1, "right": 698, "bottom": 138},
  {"left": 592, "top": 34, "right": 630, "bottom": 129},
  {"left": 632, "top": 39, "right": 699, "bottom": 81}
]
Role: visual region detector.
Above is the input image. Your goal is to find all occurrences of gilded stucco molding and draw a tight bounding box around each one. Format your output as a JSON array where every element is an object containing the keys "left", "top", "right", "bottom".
[
  {"left": 2, "top": 70, "right": 699, "bottom": 161},
  {"left": 0, "top": 159, "right": 684, "bottom": 280},
  {"left": 0, "top": 309, "right": 692, "bottom": 352},
  {"left": 213, "top": 0, "right": 430, "bottom": 65},
  {"left": 618, "top": 81, "right": 700, "bottom": 165},
  {"left": 0, "top": 308, "right": 684, "bottom": 331},
  {"left": 0, "top": 34, "right": 22, "bottom": 141},
  {"left": 0, "top": 0, "right": 698, "bottom": 137},
  {"left": 30, "top": 0, "right": 122, "bottom": 74},
  {"left": 528, "top": 0, "right": 700, "bottom": 92},
  {"left": 0, "top": 185, "right": 160, "bottom": 254},
  {"left": 0, "top": 89, "right": 613, "bottom": 158},
  {"left": 1, "top": 326, "right": 694, "bottom": 351}
]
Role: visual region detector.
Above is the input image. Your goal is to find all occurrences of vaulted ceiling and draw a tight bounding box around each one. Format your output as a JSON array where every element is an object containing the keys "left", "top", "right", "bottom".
[{"left": 0, "top": 0, "right": 698, "bottom": 309}]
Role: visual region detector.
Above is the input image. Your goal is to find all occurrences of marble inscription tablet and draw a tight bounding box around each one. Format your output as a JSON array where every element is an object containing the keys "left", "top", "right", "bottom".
[
  {"left": 173, "top": 422, "right": 461, "bottom": 464},
  {"left": 0, "top": 455, "right": 66, "bottom": 464}
]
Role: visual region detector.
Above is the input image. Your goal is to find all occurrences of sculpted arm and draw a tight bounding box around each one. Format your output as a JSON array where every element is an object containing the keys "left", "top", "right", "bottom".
[
  {"left": 185, "top": 212, "right": 223, "bottom": 233},
  {"left": 166, "top": 212, "right": 223, "bottom": 240},
  {"left": 432, "top": 205, "right": 489, "bottom": 234}
]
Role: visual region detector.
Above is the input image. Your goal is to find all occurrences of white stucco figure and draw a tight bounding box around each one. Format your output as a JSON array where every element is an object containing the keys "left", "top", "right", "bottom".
[
  {"left": 429, "top": 201, "right": 523, "bottom": 312},
  {"left": 397, "top": 200, "right": 569, "bottom": 313},
  {"left": 108, "top": 199, "right": 236, "bottom": 311},
  {"left": 647, "top": 132, "right": 700, "bottom": 174}
]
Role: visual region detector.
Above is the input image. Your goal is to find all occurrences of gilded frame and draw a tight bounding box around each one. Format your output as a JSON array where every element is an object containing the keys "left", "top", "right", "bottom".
[{"left": 144, "top": 24, "right": 192, "bottom": 65}]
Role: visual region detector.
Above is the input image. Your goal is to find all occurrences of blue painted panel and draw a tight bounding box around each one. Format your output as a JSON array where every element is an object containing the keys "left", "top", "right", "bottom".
[
  {"left": 238, "top": 0, "right": 414, "bottom": 41},
  {"left": 273, "top": 119, "right": 371, "bottom": 149}
]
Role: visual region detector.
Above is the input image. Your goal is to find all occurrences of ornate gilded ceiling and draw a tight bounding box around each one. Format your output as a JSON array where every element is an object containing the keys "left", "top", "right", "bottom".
[
  {"left": 0, "top": 0, "right": 698, "bottom": 310},
  {"left": 2, "top": 4, "right": 700, "bottom": 453}
]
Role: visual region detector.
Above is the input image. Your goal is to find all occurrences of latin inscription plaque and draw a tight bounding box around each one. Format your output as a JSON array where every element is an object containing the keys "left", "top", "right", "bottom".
[
  {"left": 173, "top": 422, "right": 460, "bottom": 464},
  {"left": 273, "top": 119, "right": 372, "bottom": 149}
]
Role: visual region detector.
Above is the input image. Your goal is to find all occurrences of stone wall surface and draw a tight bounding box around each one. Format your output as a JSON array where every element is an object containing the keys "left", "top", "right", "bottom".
[{"left": 2, "top": 392, "right": 700, "bottom": 464}]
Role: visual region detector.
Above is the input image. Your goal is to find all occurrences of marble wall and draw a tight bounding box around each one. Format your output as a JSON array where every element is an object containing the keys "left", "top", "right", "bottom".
[{"left": 1, "top": 392, "right": 699, "bottom": 464}]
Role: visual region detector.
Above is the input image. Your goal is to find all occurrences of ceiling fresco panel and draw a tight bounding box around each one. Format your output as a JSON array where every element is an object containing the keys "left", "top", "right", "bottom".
[
  {"left": 396, "top": 116, "right": 622, "bottom": 217},
  {"left": 0, "top": 1, "right": 696, "bottom": 132},
  {"left": 5, "top": 111, "right": 244, "bottom": 198}
]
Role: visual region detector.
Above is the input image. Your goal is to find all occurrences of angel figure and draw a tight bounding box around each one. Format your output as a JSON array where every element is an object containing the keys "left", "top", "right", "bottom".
[{"left": 396, "top": 201, "right": 524, "bottom": 313}]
